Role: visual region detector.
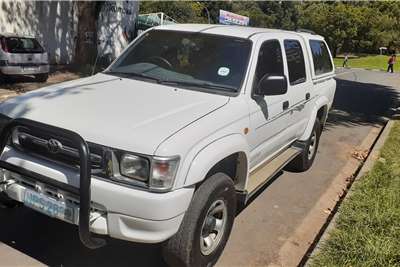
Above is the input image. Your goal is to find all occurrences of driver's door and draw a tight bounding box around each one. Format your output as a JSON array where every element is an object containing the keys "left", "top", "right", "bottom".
[{"left": 247, "top": 38, "right": 292, "bottom": 170}]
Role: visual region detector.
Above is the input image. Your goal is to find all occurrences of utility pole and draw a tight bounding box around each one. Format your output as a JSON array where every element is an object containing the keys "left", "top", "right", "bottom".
[{"left": 197, "top": 2, "right": 211, "bottom": 24}]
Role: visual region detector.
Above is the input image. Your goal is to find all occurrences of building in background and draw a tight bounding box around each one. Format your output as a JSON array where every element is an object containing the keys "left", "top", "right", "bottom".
[{"left": 97, "top": 1, "right": 139, "bottom": 64}]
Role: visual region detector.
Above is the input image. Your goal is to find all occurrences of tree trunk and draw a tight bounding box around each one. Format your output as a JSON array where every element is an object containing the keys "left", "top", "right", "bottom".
[{"left": 74, "top": 2, "right": 98, "bottom": 67}]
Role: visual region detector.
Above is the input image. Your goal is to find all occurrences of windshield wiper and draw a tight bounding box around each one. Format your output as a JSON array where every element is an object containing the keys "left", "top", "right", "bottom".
[
  {"left": 104, "top": 72, "right": 237, "bottom": 92},
  {"left": 159, "top": 80, "right": 237, "bottom": 92},
  {"left": 104, "top": 71, "right": 162, "bottom": 83}
]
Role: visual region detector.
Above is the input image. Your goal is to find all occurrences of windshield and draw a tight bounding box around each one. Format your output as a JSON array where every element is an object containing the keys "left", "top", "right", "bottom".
[
  {"left": 107, "top": 30, "right": 252, "bottom": 94},
  {"left": 2, "top": 37, "right": 44, "bottom": 54}
]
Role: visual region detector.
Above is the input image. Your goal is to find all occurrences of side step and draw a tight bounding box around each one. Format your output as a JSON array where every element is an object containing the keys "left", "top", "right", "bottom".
[{"left": 245, "top": 147, "right": 302, "bottom": 199}]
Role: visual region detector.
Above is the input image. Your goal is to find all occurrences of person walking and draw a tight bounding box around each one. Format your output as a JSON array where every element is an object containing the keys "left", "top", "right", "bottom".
[
  {"left": 387, "top": 54, "right": 396, "bottom": 73},
  {"left": 343, "top": 53, "right": 349, "bottom": 68}
]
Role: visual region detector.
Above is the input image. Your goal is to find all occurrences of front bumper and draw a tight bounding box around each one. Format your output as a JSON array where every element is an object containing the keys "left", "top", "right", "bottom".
[
  {"left": 4, "top": 180, "right": 188, "bottom": 243},
  {"left": 0, "top": 65, "right": 49, "bottom": 75},
  {"left": 0, "top": 119, "right": 194, "bottom": 245}
]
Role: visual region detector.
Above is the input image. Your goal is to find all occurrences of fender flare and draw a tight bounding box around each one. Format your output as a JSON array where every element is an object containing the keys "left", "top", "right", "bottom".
[
  {"left": 184, "top": 134, "right": 249, "bottom": 187},
  {"left": 299, "top": 96, "right": 329, "bottom": 141}
]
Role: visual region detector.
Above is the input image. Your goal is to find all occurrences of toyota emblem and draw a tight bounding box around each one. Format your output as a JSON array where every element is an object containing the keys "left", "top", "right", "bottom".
[{"left": 47, "top": 138, "right": 63, "bottom": 153}]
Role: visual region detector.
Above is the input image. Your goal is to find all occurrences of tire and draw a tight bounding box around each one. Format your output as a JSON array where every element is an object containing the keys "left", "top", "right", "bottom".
[
  {"left": 162, "top": 173, "right": 237, "bottom": 267},
  {"left": 0, "top": 73, "right": 9, "bottom": 84},
  {"left": 287, "top": 118, "right": 321, "bottom": 172},
  {"left": 35, "top": 73, "right": 48, "bottom": 83},
  {"left": 0, "top": 192, "right": 18, "bottom": 208}
]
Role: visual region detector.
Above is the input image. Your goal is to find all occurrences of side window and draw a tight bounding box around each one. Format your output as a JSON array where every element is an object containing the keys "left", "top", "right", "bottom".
[
  {"left": 284, "top": 40, "right": 306, "bottom": 85},
  {"left": 309, "top": 40, "right": 333, "bottom": 75},
  {"left": 254, "top": 40, "right": 284, "bottom": 89}
]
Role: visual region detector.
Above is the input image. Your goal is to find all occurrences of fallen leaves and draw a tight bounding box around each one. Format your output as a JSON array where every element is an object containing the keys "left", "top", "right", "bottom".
[{"left": 351, "top": 149, "right": 369, "bottom": 161}]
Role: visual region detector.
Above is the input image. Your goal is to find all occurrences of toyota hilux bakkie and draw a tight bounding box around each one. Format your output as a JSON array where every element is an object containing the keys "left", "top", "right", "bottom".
[{"left": 0, "top": 24, "right": 336, "bottom": 266}]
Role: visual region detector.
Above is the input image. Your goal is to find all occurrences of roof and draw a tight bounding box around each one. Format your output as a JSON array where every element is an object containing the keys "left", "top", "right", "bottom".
[{"left": 153, "top": 24, "right": 324, "bottom": 40}]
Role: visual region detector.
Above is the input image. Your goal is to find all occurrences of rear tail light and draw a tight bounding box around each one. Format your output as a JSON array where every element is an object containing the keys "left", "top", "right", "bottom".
[{"left": 0, "top": 38, "right": 9, "bottom": 53}]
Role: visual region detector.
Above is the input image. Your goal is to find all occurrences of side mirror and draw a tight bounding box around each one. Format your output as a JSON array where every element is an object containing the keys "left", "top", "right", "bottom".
[{"left": 256, "top": 75, "right": 288, "bottom": 96}]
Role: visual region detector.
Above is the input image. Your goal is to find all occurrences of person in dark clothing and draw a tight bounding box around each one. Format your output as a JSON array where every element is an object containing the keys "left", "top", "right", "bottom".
[
  {"left": 343, "top": 53, "right": 349, "bottom": 68},
  {"left": 387, "top": 54, "right": 396, "bottom": 73}
]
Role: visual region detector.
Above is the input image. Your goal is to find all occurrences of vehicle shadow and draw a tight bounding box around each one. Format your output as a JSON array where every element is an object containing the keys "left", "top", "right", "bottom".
[
  {"left": 0, "top": 207, "right": 167, "bottom": 267},
  {"left": 324, "top": 77, "right": 399, "bottom": 130}
]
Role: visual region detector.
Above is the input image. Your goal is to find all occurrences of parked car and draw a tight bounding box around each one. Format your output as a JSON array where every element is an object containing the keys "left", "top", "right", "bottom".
[
  {"left": 0, "top": 33, "right": 49, "bottom": 83},
  {"left": 0, "top": 24, "right": 336, "bottom": 266}
]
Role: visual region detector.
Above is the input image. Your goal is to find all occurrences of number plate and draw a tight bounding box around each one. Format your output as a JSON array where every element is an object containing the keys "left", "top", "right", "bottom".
[
  {"left": 24, "top": 189, "right": 75, "bottom": 224},
  {"left": 22, "top": 67, "right": 37, "bottom": 72}
]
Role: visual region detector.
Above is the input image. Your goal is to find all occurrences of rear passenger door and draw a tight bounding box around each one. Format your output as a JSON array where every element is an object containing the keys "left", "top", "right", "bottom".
[{"left": 283, "top": 38, "right": 313, "bottom": 139}]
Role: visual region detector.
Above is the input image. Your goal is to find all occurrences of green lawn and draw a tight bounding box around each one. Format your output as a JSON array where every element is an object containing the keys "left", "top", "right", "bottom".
[
  {"left": 310, "top": 121, "right": 400, "bottom": 267},
  {"left": 334, "top": 55, "right": 400, "bottom": 72}
]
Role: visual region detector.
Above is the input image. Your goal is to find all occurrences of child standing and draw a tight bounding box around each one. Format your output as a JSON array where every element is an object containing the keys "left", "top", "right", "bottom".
[{"left": 387, "top": 54, "right": 396, "bottom": 73}]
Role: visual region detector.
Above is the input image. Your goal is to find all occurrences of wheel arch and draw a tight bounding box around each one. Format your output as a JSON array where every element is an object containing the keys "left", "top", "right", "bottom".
[
  {"left": 183, "top": 134, "right": 249, "bottom": 191},
  {"left": 299, "top": 97, "right": 329, "bottom": 141}
]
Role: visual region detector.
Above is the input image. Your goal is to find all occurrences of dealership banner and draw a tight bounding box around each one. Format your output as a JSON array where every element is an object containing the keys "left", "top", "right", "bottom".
[{"left": 219, "top": 10, "right": 249, "bottom": 26}]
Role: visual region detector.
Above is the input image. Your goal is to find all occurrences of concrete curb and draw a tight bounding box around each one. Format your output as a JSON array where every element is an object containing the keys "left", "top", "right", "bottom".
[
  {"left": 0, "top": 93, "right": 18, "bottom": 101},
  {"left": 303, "top": 119, "right": 395, "bottom": 266}
]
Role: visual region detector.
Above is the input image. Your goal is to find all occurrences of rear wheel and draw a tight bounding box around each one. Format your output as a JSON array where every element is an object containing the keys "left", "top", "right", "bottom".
[
  {"left": 0, "top": 73, "right": 9, "bottom": 84},
  {"left": 162, "top": 173, "right": 236, "bottom": 267},
  {"left": 287, "top": 118, "right": 321, "bottom": 172},
  {"left": 35, "top": 73, "right": 48, "bottom": 83}
]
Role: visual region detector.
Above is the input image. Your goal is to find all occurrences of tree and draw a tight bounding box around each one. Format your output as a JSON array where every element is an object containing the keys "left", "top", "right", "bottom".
[
  {"left": 139, "top": 1, "right": 206, "bottom": 23},
  {"left": 258, "top": 1, "right": 299, "bottom": 30},
  {"left": 74, "top": 2, "right": 101, "bottom": 67},
  {"left": 297, "top": 3, "right": 361, "bottom": 57}
]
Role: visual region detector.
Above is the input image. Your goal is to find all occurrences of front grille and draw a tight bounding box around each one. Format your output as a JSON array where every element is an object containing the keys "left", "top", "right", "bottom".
[{"left": 12, "top": 127, "right": 105, "bottom": 171}]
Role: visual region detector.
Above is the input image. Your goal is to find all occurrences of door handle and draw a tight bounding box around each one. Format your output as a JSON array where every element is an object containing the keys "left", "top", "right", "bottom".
[
  {"left": 306, "top": 93, "right": 310, "bottom": 100},
  {"left": 283, "top": 101, "right": 289, "bottom": 110}
]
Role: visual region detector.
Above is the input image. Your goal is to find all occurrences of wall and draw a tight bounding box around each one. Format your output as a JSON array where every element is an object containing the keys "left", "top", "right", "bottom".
[
  {"left": 97, "top": 1, "right": 139, "bottom": 63},
  {"left": 0, "top": 1, "right": 77, "bottom": 64}
]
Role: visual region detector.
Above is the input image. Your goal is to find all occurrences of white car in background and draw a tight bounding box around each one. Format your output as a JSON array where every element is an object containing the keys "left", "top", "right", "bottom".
[{"left": 0, "top": 33, "right": 49, "bottom": 83}]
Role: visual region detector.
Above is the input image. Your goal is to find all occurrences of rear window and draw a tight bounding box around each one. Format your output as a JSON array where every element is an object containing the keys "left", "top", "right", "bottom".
[
  {"left": 309, "top": 40, "right": 333, "bottom": 75},
  {"left": 284, "top": 40, "right": 306, "bottom": 85},
  {"left": 1, "top": 37, "right": 44, "bottom": 54}
]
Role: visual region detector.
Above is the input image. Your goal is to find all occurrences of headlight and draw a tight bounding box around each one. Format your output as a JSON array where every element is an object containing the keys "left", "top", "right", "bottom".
[
  {"left": 113, "top": 150, "right": 180, "bottom": 192},
  {"left": 150, "top": 156, "right": 180, "bottom": 192},
  {"left": 120, "top": 153, "right": 150, "bottom": 182}
]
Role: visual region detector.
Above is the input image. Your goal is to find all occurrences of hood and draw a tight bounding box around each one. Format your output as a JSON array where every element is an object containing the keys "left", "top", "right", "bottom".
[{"left": 0, "top": 73, "right": 229, "bottom": 155}]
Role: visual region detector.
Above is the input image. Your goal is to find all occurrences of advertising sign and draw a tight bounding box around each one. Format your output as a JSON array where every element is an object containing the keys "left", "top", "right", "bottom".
[{"left": 219, "top": 10, "right": 249, "bottom": 26}]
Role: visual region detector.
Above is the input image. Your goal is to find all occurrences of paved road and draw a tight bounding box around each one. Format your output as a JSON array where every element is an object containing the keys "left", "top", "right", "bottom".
[{"left": 0, "top": 69, "right": 398, "bottom": 267}]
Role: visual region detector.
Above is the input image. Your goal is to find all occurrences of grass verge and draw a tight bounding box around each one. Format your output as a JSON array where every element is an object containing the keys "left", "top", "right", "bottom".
[
  {"left": 310, "top": 120, "right": 400, "bottom": 267},
  {"left": 334, "top": 55, "right": 400, "bottom": 72}
]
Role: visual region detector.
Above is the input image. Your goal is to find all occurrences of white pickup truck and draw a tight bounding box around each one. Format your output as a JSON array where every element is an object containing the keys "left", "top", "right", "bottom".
[{"left": 0, "top": 24, "right": 335, "bottom": 266}]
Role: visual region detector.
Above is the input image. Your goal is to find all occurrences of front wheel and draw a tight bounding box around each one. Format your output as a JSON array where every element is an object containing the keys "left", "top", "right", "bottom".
[
  {"left": 162, "top": 173, "right": 236, "bottom": 267},
  {"left": 35, "top": 73, "right": 48, "bottom": 83},
  {"left": 287, "top": 118, "right": 321, "bottom": 172}
]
